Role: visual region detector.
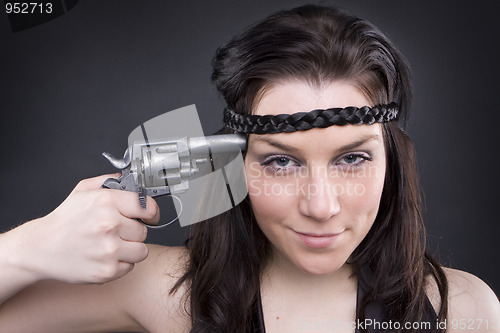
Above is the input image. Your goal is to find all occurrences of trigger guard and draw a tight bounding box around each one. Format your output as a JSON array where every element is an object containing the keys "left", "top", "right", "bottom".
[{"left": 139, "top": 195, "right": 183, "bottom": 229}]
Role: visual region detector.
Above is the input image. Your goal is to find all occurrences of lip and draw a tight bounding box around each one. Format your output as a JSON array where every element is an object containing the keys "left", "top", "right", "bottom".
[{"left": 293, "top": 230, "right": 343, "bottom": 248}]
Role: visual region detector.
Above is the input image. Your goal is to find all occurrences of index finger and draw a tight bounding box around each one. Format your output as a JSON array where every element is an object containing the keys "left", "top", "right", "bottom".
[{"left": 110, "top": 190, "right": 160, "bottom": 224}]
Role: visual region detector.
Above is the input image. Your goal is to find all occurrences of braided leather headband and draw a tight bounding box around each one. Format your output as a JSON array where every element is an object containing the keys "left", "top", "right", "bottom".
[{"left": 224, "top": 102, "right": 399, "bottom": 134}]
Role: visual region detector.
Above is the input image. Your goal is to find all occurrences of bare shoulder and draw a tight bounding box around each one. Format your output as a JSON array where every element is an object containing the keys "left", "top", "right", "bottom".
[
  {"left": 140, "top": 244, "right": 189, "bottom": 280},
  {"left": 427, "top": 267, "right": 499, "bottom": 332},
  {"left": 116, "top": 244, "right": 191, "bottom": 332},
  {"left": 445, "top": 268, "right": 499, "bottom": 322}
]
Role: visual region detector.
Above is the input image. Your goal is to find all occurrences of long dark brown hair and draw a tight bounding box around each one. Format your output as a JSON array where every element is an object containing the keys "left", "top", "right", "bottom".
[{"left": 173, "top": 4, "right": 448, "bottom": 332}]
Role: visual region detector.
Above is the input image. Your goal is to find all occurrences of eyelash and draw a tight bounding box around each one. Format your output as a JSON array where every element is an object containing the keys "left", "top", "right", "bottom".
[
  {"left": 338, "top": 153, "right": 372, "bottom": 167},
  {"left": 260, "top": 153, "right": 372, "bottom": 173}
]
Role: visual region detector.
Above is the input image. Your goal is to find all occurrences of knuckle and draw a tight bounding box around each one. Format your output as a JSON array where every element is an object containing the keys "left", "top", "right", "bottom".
[
  {"left": 95, "top": 264, "right": 118, "bottom": 281},
  {"left": 94, "top": 219, "right": 119, "bottom": 235},
  {"left": 101, "top": 240, "right": 119, "bottom": 257},
  {"left": 87, "top": 263, "right": 116, "bottom": 283},
  {"left": 92, "top": 190, "right": 115, "bottom": 207}
]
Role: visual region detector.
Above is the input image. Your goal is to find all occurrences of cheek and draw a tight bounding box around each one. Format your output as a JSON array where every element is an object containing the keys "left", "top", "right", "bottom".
[
  {"left": 245, "top": 160, "right": 300, "bottom": 232},
  {"left": 246, "top": 173, "right": 295, "bottom": 225},
  {"left": 341, "top": 164, "right": 386, "bottom": 232}
]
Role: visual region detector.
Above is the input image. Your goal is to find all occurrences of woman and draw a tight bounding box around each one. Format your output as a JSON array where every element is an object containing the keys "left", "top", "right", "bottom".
[{"left": 0, "top": 4, "right": 497, "bottom": 333}]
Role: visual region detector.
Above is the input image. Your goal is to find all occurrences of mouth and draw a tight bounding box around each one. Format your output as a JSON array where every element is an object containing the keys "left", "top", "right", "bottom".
[{"left": 293, "top": 230, "right": 344, "bottom": 249}]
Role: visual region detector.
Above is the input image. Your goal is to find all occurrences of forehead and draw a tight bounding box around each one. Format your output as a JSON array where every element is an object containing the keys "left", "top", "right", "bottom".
[
  {"left": 249, "top": 80, "right": 382, "bottom": 151},
  {"left": 253, "top": 80, "right": 371, "bottom": 116},
  {"left": 247, "top": 123, "right": 384, "bottom": 156}
]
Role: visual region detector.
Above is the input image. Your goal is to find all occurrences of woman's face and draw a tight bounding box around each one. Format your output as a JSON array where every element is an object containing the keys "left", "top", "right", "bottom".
[{"left": 244, "top": 80, "right": 386, "bottom": 276}]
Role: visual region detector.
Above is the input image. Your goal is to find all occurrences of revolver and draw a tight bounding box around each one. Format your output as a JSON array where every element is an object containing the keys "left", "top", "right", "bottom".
[{"left": 102, "top": 134, "right": 247, "bottom": 228}]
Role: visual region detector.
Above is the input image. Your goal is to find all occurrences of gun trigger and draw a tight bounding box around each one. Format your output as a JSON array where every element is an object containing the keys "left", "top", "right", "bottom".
[{"left": 138, "top": 187, "right": 147, "bottom": 209}]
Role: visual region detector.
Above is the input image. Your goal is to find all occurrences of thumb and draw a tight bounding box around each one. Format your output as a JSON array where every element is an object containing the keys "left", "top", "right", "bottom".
[{"left": 73, "top": 173, "right": 122, "bottom": 192}]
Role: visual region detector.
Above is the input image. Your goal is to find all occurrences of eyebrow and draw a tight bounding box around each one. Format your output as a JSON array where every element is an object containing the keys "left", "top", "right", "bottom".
[{"left": 251, "top": 134, "right": 382, "bottom": 154}]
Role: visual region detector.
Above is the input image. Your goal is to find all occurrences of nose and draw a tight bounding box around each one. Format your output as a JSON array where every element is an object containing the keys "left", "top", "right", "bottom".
[{"left": 298, "top": 172, "right": 340, "bottom": 222}]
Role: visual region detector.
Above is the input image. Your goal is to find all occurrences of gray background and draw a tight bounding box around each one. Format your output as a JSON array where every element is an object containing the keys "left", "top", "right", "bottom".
[{"left": 0, "top": 0, "right": 499, "bottom": 296}]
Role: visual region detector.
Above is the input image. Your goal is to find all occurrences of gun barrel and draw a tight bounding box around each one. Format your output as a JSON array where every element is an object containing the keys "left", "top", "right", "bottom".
[{"left": 188, "top": 134, "right": 246, "bottom": 156}]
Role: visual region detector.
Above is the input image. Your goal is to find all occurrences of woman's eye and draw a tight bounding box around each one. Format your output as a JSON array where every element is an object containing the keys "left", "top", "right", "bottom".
[
  {"left": 337, "top": 153, "right": 371, "bottom": 167},
  {"left": 261, "top": 156, "right": 299, "bottom": 171}
]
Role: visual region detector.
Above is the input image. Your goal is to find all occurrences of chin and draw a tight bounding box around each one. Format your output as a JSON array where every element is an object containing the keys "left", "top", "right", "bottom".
[{"left": 294, "top": 252, "right": 348, "bottom": 276}]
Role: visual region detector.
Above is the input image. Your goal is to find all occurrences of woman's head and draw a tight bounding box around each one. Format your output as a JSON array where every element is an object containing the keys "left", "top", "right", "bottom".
[{"left": 243, "top": 81, "right": 387, "bottom": 275}]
